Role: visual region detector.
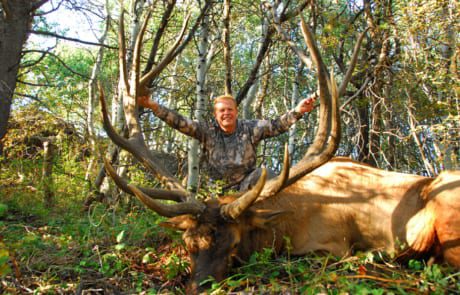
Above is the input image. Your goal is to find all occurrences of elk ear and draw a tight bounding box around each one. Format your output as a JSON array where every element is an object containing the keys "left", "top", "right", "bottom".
[
  {"left": 250, "top": 209, "right": 291, "bottom": 229},
  {"left": 160, "top": 215, "right": 197, "bottom": 231}
]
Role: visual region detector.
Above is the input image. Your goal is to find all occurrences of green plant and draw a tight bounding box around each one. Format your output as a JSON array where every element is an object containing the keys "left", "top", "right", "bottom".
[
  {"left": 162, "top": 253, "right": 189, "bottom": 280},
  {"left": 0, "top": 242, "right": 12, "bottom": 276}
]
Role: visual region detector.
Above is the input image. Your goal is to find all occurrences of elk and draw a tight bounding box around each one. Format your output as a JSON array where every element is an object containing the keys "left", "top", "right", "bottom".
[{"left": 99, "top": 5, "right": 460, "bottom": 294}]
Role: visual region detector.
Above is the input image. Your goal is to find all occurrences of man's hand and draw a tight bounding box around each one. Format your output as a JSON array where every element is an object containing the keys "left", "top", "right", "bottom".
[
  {"left": 137, "top": 95, "right": 158, "bottom": 111},
  {"left": 295, "top": 95, "right": 317, "bottom": 114}
]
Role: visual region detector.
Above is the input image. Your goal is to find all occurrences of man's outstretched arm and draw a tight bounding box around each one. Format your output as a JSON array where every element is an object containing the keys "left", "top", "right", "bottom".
[
  {"left": 138, "top": 95, "right": 204, "bottom": 141},
  {"left": 253, "top": 94, "right": 317, "bottom": 140}
]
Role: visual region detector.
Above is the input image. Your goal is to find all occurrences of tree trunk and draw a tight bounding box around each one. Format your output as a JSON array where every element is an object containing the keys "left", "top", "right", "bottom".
[
  {"left": 85, "top": 1, "right": 110, "bottom": 181},
  {"left": 187, "top": 13, "right": 210, "bottom": 191},
  {"left": 407, "top": 93, "right": 435, "bottom": 176},
  {"left": 0, "top": 0, "right": 48, "bottom": 140},
  {"left": 222, "top": 0, "right": 232, "bottom": 95},
  {"left": 356, "top": 98, "right": 370, "bottom": 163},
  {"left": 363, "top": 0, "right": 393, "bottom": 167}
]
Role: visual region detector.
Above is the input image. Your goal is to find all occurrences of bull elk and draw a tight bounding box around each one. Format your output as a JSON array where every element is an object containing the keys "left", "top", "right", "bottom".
[{"left": 99, "top": 5, "right": 460, "bottom": 294}]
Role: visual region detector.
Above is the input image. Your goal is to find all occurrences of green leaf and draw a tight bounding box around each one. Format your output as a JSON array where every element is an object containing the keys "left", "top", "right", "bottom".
[
  {"left": 142, "top": 253, "right": 152, "bottom": 263},
  {"left": 116, "top": 230, "right": 125, "bottom": 243},
  {"left": 0, "top": 203, "right": 8, "bottom": 217},
  {"left": 115, "top": 243, "right": 126, "bottom": 251}
]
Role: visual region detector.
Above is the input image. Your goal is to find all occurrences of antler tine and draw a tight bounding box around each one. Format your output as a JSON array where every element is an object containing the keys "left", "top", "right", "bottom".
[
  {"left": 119, "top": 10, "right": 130, "bottom": 95},
  {"left": 257, "top": 144, "right": 290, "bottom": 200},
  {"left": 99, "top": 84, "right": 189, "bottom": 195},
  {"left": 103, "top": 157, "right": 187, "bottom": 202},
  {"left": 268, "top": 5, "right": 334, "bottom": 161},
  {"left": 299, "top": 16, "right": 330, "bottom": 89},
  {"left": 282, "top": 15, "right": 341, "bottom": 186},
  {"left": 260, "top": 8, "right": 360, "bottom": 197},
  {"left": 221, "top": 169, "right": 267, "bottom": 220},
  {"left": 140, "top": 13, "right": 191, "bottom": 88},
  {"left": 297, "top": 15, "right": 333, "bottom": 156},
  {"left": 128, "top": 184, "right": 205, "bottom": 217},
  {"left": 132, "top": 10, "right": 152, "bottom": 98}
]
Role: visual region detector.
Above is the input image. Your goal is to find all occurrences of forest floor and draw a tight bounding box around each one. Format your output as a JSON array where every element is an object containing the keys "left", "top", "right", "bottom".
[{"left": 1, "top": 184, "right": 460, "bottom": 294}]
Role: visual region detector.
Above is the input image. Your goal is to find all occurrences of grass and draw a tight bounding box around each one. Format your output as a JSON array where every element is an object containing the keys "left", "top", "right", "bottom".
[
  {"left": 1, "top": 197, "right": 459, "bottom": 294},
  {"left": 0, "top": 199, "right": 189, "bottom": 294},
  {"left": 1, "top": 162, "right": 459, "bottom": 294}
]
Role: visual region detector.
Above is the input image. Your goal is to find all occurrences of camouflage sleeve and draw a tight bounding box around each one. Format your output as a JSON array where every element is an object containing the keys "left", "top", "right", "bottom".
[
  {"left": 251, "top": 109, "right": 303, "bottom": 141},
  {"left": 153, "top": 103, "right": 205, "bottom": 141}
]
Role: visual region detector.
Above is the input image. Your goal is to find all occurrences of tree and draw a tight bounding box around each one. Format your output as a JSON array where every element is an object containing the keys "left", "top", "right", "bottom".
[{"left": 0, "top": 0, "right": 48, "bottom": 142}]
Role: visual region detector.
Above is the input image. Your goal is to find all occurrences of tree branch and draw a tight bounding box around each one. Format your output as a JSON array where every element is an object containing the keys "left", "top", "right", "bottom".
[
  {"left": 143, "top": 0, "right": 176, "bottom": 74},
  {"left": 16, "top": 80, "right": 58, "bottom": 88},
  {"left": 29, "top": 29, "right": 118, "bottom": 49},
  {"left": 1, "top": 0, "right": 11, "bottom": 19},
  {"left": 21, "top": 50, "right": 90, "bottom": 79},
  {"left": 15, "top": 92, "right": 43, "bottom": 103},
  {"left": 31, "top": 0, "right": 49, "bottom": 12}
]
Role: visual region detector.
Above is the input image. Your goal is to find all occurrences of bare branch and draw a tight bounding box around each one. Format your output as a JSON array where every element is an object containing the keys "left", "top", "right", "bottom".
[
  {"left": 338, "top": 28, "right": 369, "bottom": 96},
  {"left": 14, "top": 92, "right": 43, "bottom": 103},
  {"left": 32, "top": 0, "right": 63, "bottom": 16},
  {"left": 20, "top": 50, "right": 90, "bottom": 79},
  {"left": 140, "top": 0, "right": 212, "bottom": 90},
  {"left": 1, "top": 0, "right": 11, "bottom": 19},
  {"left": 139, "top": 14, "right": 190, "bottom": 88},
  {"left": 29, "top": 29, "right": 117, "bottom": 49},
  {"left": 236, "top": 1, "right": 310, "bottom": 105},
  {"left": 235, "top": 22, "right": 273, "bottom": 105},
  {"left": 30, "top": 0, "right": 49, "bottom": 12},
  {"left": 143, "top": 0, "right": 176, "bottom": 73},
  {"left": 16, "top": 80, "right": 58, "bottom": 88}
]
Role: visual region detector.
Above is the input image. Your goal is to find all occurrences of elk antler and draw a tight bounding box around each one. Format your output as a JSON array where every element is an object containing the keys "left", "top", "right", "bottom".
[
  {"left": 101, "top": 2, "right": 210, "bottom": 211},
  {"left": 220, "top": 168, "right": 267, "bottom": 220},
  {"left": 103, "top": 157, "right": 185, "bottom": 202},
  {"left": 100, "top": 85, "right": 188, "bottom": 195},
  {"left": 258, "top": 9, "right": 367, "bottom": 199}
]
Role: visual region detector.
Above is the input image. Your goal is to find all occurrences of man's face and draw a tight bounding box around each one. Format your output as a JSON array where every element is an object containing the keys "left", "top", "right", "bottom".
[{"left": 214, "top": 99, "right": 238, "bottom": 133}]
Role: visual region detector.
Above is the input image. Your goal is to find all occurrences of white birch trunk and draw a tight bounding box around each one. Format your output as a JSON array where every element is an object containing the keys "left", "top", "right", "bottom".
[{"left": 187, "top": 14, "right": 209, "bottom": 191}]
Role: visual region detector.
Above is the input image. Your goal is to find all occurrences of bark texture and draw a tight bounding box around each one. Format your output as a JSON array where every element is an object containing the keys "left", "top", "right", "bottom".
[{"left": 0, "top": 0, "right": 47, "bottom": 140}]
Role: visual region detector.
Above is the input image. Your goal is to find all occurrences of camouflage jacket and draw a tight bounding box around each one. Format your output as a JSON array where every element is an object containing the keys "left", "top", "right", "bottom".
[{"left": 153, "top": 104, "right": 303, "bottom": 184}]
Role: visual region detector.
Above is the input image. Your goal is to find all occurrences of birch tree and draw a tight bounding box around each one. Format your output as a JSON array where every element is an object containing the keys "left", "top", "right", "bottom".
[{"left": 187, "top": 12, "right": 211, "bottom": 191}]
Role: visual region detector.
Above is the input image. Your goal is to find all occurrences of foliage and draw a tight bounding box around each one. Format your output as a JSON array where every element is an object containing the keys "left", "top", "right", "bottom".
[
  {"left": 0, "top": 195, "right": 189, "bottom": 293},
  {"left": 2, "top": 193, "right": 459, "bottom": 294},
  {"left": 207, "top": 249, "right": 460, "bottom": 294}
]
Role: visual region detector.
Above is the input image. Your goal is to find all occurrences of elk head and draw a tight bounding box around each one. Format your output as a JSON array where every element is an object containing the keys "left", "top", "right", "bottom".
[{"left": 100, "top": 3, "right": 365, "bottom": 293}]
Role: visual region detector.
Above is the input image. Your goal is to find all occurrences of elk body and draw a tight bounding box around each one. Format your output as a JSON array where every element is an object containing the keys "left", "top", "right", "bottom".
[
  {"left": 159, "top": 157, "right": 460, "bottom": 291},
  {"left": 100, "top": 3, "right": 460, "bottom": 293}
]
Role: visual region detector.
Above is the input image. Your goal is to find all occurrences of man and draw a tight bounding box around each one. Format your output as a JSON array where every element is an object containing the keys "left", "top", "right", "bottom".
[{"left": 138, "top": 94, "right": 316, "bottom": 191}]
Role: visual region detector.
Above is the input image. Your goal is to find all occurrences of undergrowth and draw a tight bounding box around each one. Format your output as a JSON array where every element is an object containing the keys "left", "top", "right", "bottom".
[
  {"left": 1, "top": 196, "right": 459, "bottom": 294},
  {"left": 0, "top": 159, "right": 459, "bottom": 294}
]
